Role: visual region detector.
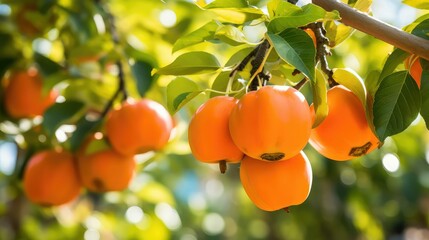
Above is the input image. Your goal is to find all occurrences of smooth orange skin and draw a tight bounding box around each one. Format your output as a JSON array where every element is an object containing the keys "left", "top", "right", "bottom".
[
  {"left": 303, "top": 28, "right": 317, "bottom": 47},
  {"left": 4, "top": 68, "right": 57, "bottom": 118},
  {"left": 404, "top": 54, "right": 422, "bottom": 88},
  {"left": 106, "top": 99, "right": 173, "bottom": 156},
  {"left": 78, "top": 149, "right": 136, "bottom": 192},
  {"left": 240, "top": 152, "right": 312, "bottom": 211},
  {"left": 309, "top": 85, "right": 379, "bottom": 161},
  {"left": 23, "top": 150, "right": 81, "bottom": 206},
  {"left": 188, "top": 96, "right": 243, "bottom": 163},
  {"left": 229, "top": 86, "right": 312, "bottom": 161}
]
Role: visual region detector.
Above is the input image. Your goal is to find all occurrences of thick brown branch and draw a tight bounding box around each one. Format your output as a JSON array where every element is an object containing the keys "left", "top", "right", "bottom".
[{"left": 312, "top": 0, "right": 429, "bottom": 61}]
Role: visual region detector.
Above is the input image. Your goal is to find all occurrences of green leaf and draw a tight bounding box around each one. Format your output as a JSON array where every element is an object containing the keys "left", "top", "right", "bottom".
[
  {"left": 420, "top": 70, "right": 429, "bottom": 129},
  {"left": 215, "top": 25, "right": 255, "bottom": 46},
  {"left": 378, "top": 48, "right": 409, "bottom": 88},
  {"left": 156, "top": 51, "right": 221, "bottom": 75},
  {"left": 131, "top": 60, "right": 155, "bottom": 97},
  {"left": 311, "top": 69, "right": 329, "bottom": 128},
  {"left": 411, "top": 18, "right": 429, "bottom": 39},
  {"left": 204, "top": 0, "right": 249, "bottom": 8},
  {"left": 267, "top": 4, "right": 340, "bottom": 33},
  {"left": 225, "top": 47, "right": 254, "bottom": 67},
  {"left": 207, "top": 8, "right": 265, "bottom": 24},
  {"left": 173, "top": 91, "right": 204, "bottom": 113},
  {"left": 210, "top": 71, "right": 244, "bottom": 98},
  {"left": 402, "top": 0, "right": 429, "bottom": 9},
  {"left": 34, "top": 52, "right": 63, "bottom": 76},
  {"left": 43, "top": 100, "right": 85, "bottom": 136},
  {"left": 373, "top": 71, "right": 421, "bottom": 141},
  {"left": 70, "top": 116, "right": 101, "bottom": 152},
  {"left": 325, "top": 0, "right": 372, "bottom": 47},
  {"left": 172, "top": 21, "right": 219, "bottom": 53},
  {"left": 166, "top": 77, "right": 200, "bottom": 113},
  {"left": 267, "top": 29, "right": 316, "bottom": 82},
  {"left": 332, "top": 68, "right": 367, "bottom": 108}
]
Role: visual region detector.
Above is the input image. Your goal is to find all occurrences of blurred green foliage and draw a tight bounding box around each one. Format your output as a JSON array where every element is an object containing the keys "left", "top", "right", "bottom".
[{"left": 0, "top": 0, "right": 429, "bottom": 240}]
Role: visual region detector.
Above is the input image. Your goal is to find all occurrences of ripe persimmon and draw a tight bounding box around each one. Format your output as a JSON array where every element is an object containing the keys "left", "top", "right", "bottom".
[
  {"left": 188, "top": 96, "right": 244, "bottom": 170},
  {"left": 78, "top": 148, "right": 136, "bottom": 192},
  {"left": 23, "top": 150, "right": 81, "bottom": 206},
  {"left": 4, "top": 68, "right": 57, "bottom": 118},
  {"left": 240, "top": 151, "right": 312, "bottom": 211},
  {"left": 106, "top": 99, "right": 173, "bottom": 156},
  {"left": 229, "top": 86, "right": 312, "bottom": 161},
  {"left": 404, "top": 54, "right": 422, "bottom": 88},
  {"left": 309, "top": 85, "right": 380, "bottom": 161}
]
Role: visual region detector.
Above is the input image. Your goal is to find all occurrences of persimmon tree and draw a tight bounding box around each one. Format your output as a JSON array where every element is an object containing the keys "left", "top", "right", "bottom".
[{"left": 0, "top": 0, "right": 429, "bottom": 239}]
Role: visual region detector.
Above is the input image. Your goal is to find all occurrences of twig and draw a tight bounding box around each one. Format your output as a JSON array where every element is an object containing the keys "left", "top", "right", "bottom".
[
  {"left": 312, "top": 0, "right": 429, "bottom": 61},
  {"left": 309, "top": 22, "right": 338, "bottom": 87},
  {"left": 293, "top": 78, "right": 308, "bottom": 90},
  {"left": 96, "top": 1, "right": 128, "bottom": 118}
]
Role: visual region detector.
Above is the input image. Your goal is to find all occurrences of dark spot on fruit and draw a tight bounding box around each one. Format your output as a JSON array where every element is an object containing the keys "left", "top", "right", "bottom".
[
  {"left": 349, "top": 142, "right": 372, "bottom": 157},
  {"left": 260, "top": 152, "right": 285, "bottom": 161}
]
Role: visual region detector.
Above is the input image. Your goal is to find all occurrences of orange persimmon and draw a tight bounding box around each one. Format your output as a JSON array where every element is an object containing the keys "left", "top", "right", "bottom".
[
  {"left": 188, "top": 96, "right": 243, "bottom": 164},
  {"left": 4, "top": 68, "right": 57, "bottom": 118},
  {"left": 23, "top": 150, "right": 81, "bottom": 206},
  {"left": 106, "top": 99, "right": 173, "bottom": 156},
  {"left": 240, "top": 151, "right": 312, "bottom": 211},
  {"left": 309, "top": 85, "right": 380, "bottom": 161},
  {"left": 78, "top": 148, "right": 136, "bottom": 192},
  {"left": 229, "top": 86, "right": 312, "bottom": 161}
]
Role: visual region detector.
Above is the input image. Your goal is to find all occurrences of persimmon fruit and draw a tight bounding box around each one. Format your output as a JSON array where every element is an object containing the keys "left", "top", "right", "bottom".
[
  {"left": 78, "top": 148, "right": 136, "bottom": 192},
  {"left": 229, "top": 86, "right": 312, "bottom": 161},
  {"left": 309, "top": 85, "right": 380, "bottom": 161},
  {"left": 188, "top": 96, "right": 243, "bottom": 172},
  {"left": 23, "top": 150, "right": 81, "bottom": 206},
  {"left": 404, "top": 54, "right": 422, "bottom": 88},
  {"left": 240, "top": 151, "right": 312, "bottom": 211},
  {"left": 106, "top": 99, "right": 173, "bottom": 156},
  {"left": 3, "top": 68, "right": 57, "bottom": 118}
]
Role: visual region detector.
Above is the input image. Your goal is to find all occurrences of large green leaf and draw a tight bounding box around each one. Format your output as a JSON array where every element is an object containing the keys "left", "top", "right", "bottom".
[
  {"left": 373, "top": 71, "right": 421, "bottom": 141},
  {"left": 215, "top": 25, "right": 255, "bottom": 46},
  {"left": 378, "top": 48, "right": 409, "bottom": 89},
  {"left": 172, "top": 21, "right": 219, "bottom": 53},
  {"left": 131, "top": 60, "right": 155, "bottom": 97},
  {"left": 207, "top": 8, "right": 266, "bottom": 24},
  {"left": 34, "top": 52, "right": 63, "bottom": 76},
  {"left": 156, "top": 52, "right": 221, "bottom": 75},
  {"left": 267, "top": 3, "right": 340, "bottom": 33},
  {"left": 204, "top": 0, "right": 249, "bottom": 8},
  {"left": 410, "top": 18, "right": 429, "bottom": 39},
  {"left": 43, "top": 100, "right": 85, "bottom": 136},
  {"left": 311, "top": 69, "right": 328, "bottom": 128},
  {"left": 166, "top": 77, "right": 201, "bottom": 113},
  {"left": 332, "top": 68, "right": 367, "bottom": 108},
  {"left": 403, "top": 0, "right": 429, "bottom": 9},
  {"left": 267, "top": 29, "right": 316, "bottom": 82}
]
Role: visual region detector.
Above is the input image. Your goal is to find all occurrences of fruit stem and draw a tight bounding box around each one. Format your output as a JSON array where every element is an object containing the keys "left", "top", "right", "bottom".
[
  {"left": 225, "top": 70, "right": 237, "bottom": 96},
  {"left": 308, "top": 22, "right": 338, "bottom": 88},
  {"left": 284, "top": 207, "right": 290, "bottom": 213},
  {"left": 219, "top": 160, "right": 227, "bottom": 174}
]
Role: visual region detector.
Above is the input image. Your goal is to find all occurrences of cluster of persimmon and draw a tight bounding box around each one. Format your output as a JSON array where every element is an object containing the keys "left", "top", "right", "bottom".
[
  {"left": 2, "top": 68, "right": 173, "bottom": 206},
  {"left": 188, "top": 83, "right": 381, "bottom": 211}
]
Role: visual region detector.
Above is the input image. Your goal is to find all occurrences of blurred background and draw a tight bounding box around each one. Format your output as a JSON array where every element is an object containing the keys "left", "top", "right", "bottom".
[{"left": 0, "top": 0, "right": 429, "bottom": 239}]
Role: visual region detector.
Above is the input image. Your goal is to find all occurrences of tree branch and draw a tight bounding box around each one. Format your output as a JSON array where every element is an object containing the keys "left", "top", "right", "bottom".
[{"left": 312, "top": 0, "right": 429, "bottom": 61}]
